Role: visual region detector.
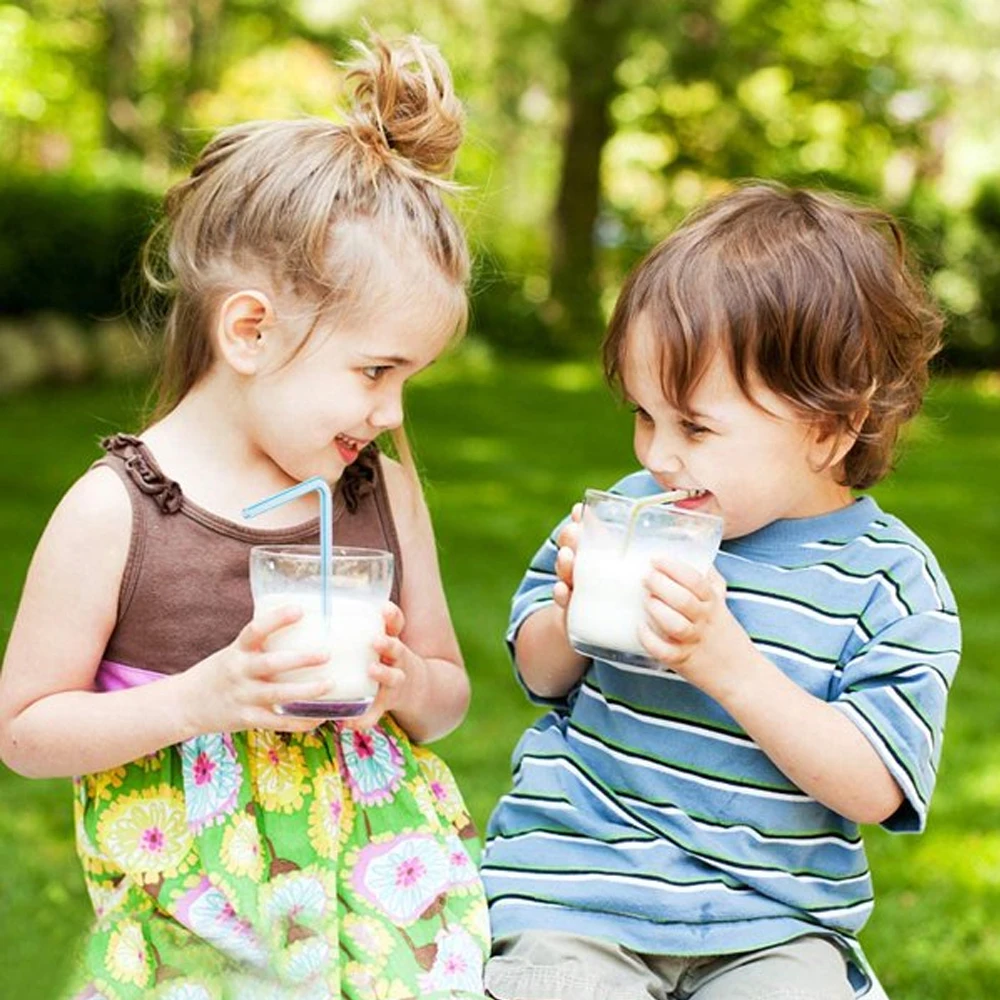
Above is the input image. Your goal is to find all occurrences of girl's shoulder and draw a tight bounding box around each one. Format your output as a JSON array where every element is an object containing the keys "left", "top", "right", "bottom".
[
  {"left": 53, "top": 462, "right": 133, "bottom": 538},
  {"left": 377, "top": 451, "right": 426, "bottom": 524},
  {"left": 37, "top": 463, "right": 134, "bottom": 581}
]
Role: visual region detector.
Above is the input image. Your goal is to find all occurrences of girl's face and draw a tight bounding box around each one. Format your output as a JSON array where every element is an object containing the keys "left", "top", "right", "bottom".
[
  {"left": 241, "top": 266, "right": 458, "bottom": 485},
  {"left": 623, "top": 315, "right": 854, "bottom": 541}
]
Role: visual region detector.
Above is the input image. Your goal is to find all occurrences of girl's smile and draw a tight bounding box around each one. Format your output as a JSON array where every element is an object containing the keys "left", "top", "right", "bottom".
[{"left": 335, "top": 433, "right": 368, "bottom": 464}]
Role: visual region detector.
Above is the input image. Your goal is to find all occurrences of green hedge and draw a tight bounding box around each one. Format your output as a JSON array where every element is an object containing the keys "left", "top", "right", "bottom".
[
  {"left": 1, "top": 172, "right": 997, "bottom": 366},
  {"left": 0, "top": 173, "right": 159, "bottom": 322}
]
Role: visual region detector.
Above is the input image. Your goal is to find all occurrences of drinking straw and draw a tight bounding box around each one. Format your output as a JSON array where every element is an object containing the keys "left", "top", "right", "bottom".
[
  {"left": 242, "top": 476, "right": 333, "bottom": 621},
  {"left": 623, "top": 488, "right": 696, "bottom": 550}
]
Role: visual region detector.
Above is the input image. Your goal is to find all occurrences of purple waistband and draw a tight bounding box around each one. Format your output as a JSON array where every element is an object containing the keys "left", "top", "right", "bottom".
[{"left": 96, "top": 660, "right": 165, "bottom": 692}]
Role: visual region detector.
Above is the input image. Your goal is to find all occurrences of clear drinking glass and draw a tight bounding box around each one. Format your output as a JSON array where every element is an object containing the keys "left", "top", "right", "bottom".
[
  {"left": 566, "top": 489, "right": 724, "bottom": 669},
  {"left": 249, "top": 545, "right": 394, "bottom": 718}
]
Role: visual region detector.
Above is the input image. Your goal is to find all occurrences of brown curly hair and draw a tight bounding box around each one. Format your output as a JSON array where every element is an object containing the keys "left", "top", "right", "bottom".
[{"left": 603, "top": 182, "right": 944, "bottom": 489}]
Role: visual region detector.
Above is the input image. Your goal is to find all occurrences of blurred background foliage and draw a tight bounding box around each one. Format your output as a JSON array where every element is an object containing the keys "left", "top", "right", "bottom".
[
  {"left": 2, "top": 4, "right": 999, "bottom": 997},
  {"left": 1, "top": 0, "right": 999, "bottom": 365}
]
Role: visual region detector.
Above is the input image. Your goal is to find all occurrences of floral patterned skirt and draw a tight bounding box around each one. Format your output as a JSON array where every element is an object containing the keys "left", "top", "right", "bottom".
[{"left": 68, "top": 716, "right": 489, "bottom": 1000}]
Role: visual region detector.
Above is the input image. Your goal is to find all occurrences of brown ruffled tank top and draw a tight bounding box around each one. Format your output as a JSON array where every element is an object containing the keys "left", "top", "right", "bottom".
[{"left": 95, "top": 434, "right": 403, "bottom": 676}]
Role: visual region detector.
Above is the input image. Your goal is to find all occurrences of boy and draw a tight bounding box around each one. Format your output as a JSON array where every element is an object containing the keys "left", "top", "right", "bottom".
[{"left": 482, "top": 184, "right": 959, "bottom": 1000}]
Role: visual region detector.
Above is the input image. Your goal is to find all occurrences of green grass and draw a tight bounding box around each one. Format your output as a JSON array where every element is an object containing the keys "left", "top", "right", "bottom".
[{"left": 1, "top": 357, "right": 998, "bottom": 998}]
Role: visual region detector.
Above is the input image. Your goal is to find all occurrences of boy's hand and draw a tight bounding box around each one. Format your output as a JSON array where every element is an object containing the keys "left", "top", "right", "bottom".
[
  {"left": 552, "top": 503, "right": 583, "bottom": 617},
  {"left": 638, "top": 557, "right": 754, "bottom": 695},
  {"left": 341, "top": 602, "right": 423, "bottom": 730}
]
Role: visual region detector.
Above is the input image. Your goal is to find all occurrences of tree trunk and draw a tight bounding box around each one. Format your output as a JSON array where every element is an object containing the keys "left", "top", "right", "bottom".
[
  {"left": 548, "top": 0, "right": 632, "bottom": 352},
  {"left": 101, "top": 0, "right": 142, "bottom": 154}
]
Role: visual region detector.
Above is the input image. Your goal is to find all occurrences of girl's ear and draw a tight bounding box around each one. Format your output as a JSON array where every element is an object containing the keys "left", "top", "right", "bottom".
[{"left": 215, "top": 289, "right": 275, "bottom": 375}]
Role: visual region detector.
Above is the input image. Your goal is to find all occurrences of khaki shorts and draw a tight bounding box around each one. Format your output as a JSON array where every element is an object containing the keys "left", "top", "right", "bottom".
[{"left": 485, "top": 930, "right": 890, "bottom": 1000}]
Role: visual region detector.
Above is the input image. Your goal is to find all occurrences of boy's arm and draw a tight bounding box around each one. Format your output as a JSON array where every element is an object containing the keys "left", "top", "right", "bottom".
[
  {"left": 642, "top": 556, "right": 959, "bottom": 828},
  {"left": 509, "top": 509, "right": 589, "bottom": 703},
  {"left": 515, "top": 605, "right": 588, "bottom": 700}
]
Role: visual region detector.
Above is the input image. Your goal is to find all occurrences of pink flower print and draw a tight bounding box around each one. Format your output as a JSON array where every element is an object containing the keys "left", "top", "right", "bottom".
[
  {"left": 352, "top": 834, "right": 451, "bottom": 924},
  {"left": 193, "top": 753, "right": 215, "bottom": 785},
  {"left": 140, "top": 826, "right": 165, "bottom": 853},
  {"left": 175, "top": 877, "right": 266, "bottom": 967},
  {"left": 418, "top": 926, "right": 485, "bottom": 995},
  {"left": 339, "top": 727, "right": 404, "bottom": 806},
  {"left": 444, "top": 833, "right": 480, "bottom": 889},
  {"left": 181, "top": 733, "right": 242, "bottom": 833}
]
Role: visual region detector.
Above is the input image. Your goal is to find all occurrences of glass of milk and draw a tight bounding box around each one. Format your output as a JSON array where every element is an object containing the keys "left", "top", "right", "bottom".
[
  {"left": 566, "top": 490, "right": 723, "bottom": 669},
  {"left": 249, "top": 545, "right": 394, "bottom": 718}
]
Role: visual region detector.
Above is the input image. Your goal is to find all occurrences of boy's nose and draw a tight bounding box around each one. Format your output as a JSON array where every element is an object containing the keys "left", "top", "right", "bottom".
[{"left": 646, "top": 438, "right": 684, "bottom": 478}]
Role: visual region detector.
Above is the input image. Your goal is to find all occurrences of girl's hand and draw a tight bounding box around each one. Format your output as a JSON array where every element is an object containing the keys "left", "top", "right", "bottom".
[
  {"left": 184, "top": 604, "right": 334, "bottom": 734},
  {"left": 342, "top": 602, "right": 424, "bottom": 730},
  {"left": 552, "top": 503, "right": 583, "bottom": 619},
  {"left": 638, "top": 559, "right": 755, "bottom": 695}
]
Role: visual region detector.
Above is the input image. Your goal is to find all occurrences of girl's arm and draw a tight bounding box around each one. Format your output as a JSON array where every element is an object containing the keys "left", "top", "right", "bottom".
[
  {"left": 375, "top": 456, "right": 470, "bottom": 743},
  {"left": 0, "top": 468, "right": 334, "bottom": 779}
]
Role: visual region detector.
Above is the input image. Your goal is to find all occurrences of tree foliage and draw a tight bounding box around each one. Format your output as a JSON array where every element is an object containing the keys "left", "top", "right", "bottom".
[{"left": 0, "top": 0, "right": 997, "bottom": 362}]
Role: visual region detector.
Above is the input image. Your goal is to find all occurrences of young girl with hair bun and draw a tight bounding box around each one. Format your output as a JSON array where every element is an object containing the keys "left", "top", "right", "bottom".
[{"left": 0, "top": 32, "right": 488, "bottom": 1000}]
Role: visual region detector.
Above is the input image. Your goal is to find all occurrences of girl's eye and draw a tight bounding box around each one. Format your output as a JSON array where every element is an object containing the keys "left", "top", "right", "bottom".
[
  {"left": 361, "top": 365, "right": 392, "bottom": 381},
  {"left": 630, "top": 404, "right": 653, "bottom": 423}
]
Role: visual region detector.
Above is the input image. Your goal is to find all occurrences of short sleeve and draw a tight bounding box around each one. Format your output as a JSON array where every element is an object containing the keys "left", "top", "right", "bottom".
[
  {"left": 505, "top": 514, "right": 577, "bottom": 707},
  {"left": 831, "top": 606, "right": 960, "bottom": 833}
]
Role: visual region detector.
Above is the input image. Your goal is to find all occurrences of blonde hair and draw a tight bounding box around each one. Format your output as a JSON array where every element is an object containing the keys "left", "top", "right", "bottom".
[
  {"left": 604, "top": 183, "right": 943, "bottom": 489},
  {"left": 143, "top": 33, "right": 469, "bottom": 475}
]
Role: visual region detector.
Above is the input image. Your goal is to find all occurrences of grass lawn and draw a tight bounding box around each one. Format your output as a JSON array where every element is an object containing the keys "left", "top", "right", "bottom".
[{"left": 1, "top": 354, "right": 998, "bottom": 998}]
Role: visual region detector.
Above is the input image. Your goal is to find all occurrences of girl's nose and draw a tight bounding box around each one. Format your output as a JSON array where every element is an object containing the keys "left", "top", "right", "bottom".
[{"left": 370, "top": 392, "right": 404, "bottom": 432}]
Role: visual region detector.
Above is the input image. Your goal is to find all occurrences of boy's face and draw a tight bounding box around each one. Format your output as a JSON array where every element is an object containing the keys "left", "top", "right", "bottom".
[{"left": 622, "top": 315, "right": 854, "bottom": 541}]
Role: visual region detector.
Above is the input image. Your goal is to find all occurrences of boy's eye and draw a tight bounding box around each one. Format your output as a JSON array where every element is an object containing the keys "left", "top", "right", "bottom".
[
  {"left": 361, "top": 365, "right": 392, "bottom": 381},
  {"left": 680, "top": 418, "right": 711, "bottom": 437}
]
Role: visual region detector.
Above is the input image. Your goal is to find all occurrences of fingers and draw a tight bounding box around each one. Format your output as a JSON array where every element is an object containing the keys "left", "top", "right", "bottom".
[
  {"left": 649, "top": 556, "right": 714, "bottom": 600},
  {"left": 246, "top": 648, "right": 330, "bottom": 681},
  {"left": 238, "top": 604, "right": 302, "bottom": 651},
  {"left": 264, "top": 678, "right": 335, "bottom": 708},
  {"left": 644, "top": 595, "right": 697, "bottom": 644},
  {"left": 367, "top": 661, "right": 406, "bottom": 692},
  {"left": 556, "top": 519, "right": 581, "bottom": 551},
  {"left": 644, "top": 569, "right": 703, "bottom": 625},
  {"left": 553, "top": 580, "right": 571, "bottom": 610},
  {"left": 373, "top": 634, "right": 405, "bottom": 664},
  {"left": 382, "top": 602, "right": 406, "bottom": 637},
  {"left": 638, "top": 620, "right": 682, "bottom": 667},
  {"left": 555, "top": 545, "right": 575, "bottom": 587}
]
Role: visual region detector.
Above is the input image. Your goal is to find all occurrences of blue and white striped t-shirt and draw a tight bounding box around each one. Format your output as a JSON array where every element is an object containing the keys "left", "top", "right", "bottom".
[{"left": 482, "top": 471, "right": 960, "bottom": 989}]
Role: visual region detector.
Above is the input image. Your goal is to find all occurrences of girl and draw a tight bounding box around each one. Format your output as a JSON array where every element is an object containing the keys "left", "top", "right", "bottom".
[{"left": 0, "top": 33, "right": 488, "bottom": 1000}]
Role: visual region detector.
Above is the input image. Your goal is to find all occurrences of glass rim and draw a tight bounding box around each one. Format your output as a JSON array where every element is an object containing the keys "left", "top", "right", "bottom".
[
  {"left": 250, "top": 544, "right": 394, "bottom": 563},
  {"left": 582, "top": 487, "right": 724, "bottom": 526}
]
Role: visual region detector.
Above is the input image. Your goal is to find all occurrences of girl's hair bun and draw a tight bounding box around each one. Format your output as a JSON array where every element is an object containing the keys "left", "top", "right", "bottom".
[{"left": 344, "top": 33, "right": 464, "bottom": 180}]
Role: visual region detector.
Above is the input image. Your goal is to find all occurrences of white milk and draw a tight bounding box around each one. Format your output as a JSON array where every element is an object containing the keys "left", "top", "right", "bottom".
[
  {"left": 568, "top": 537, "right": 717, "bottom": 661},
  {"left": 255, "top": 592, "right": 383, "bottom": 701}
]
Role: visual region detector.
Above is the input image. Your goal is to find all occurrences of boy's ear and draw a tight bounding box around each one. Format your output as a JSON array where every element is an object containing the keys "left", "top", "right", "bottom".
[
  {"left": 215, "top": 289, "right": 275, "bottom": 375},
  {"left": 810, "top": 409, "right": 868, "bottom": 472}
]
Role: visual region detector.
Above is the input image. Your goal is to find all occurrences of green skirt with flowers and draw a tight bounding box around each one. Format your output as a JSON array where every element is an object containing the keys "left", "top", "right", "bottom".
[{"left": 68, "top": 716, "right": 489, "bottom": 1000}]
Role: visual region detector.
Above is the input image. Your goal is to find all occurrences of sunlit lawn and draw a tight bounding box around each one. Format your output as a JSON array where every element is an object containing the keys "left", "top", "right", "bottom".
[{"left": 1, "top": 353, "right": 998, "bottom": 998}]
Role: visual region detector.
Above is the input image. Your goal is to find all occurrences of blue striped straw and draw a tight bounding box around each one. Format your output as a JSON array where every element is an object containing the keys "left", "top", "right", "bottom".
[{"left": 242, "top": 476, "right": 333, "bottom": 622}]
